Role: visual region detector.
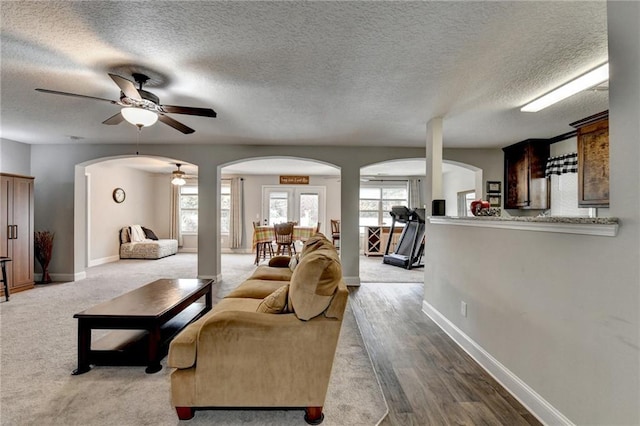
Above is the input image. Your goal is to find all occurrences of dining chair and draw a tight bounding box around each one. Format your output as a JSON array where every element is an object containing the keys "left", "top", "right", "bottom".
[
  {"left": 253, "top": 221, "right": 274, "bottom": 265},
  {"left": 274, "top": 222, "right": 296, "bottom": 256},
  {"left": 330, "top": 219, "right": 340, "bottom": 247}
]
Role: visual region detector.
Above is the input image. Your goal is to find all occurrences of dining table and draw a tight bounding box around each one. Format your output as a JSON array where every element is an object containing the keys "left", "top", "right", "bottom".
[{"left": 252, "top": 225, "right": 317, "bottom": 263}]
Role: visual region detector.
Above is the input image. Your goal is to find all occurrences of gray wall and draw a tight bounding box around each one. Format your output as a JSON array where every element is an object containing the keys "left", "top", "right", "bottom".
[
  {"left": 423, "top": 2, "right": 639, "bottom": 424},
  {"left": 0, "top": 138, "right": 31, "bottom": 175}
]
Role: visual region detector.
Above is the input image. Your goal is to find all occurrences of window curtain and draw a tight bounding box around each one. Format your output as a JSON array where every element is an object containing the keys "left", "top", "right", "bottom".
[
  {"left": 408, "top": 178, "right": 423, "bottom": 209},
  {"left": 545, "top": 153, "right": 578, "bottom": 177},
  {"left": 170, "top": 183, "right": 183, "bottom": 247},
  {"left": 230, "top": 177, "right": 243, "bottom": 249}
]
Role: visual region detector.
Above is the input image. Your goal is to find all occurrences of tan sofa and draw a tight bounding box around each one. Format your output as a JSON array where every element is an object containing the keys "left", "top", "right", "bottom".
[{"left": 168, "top": 233, "right": 348, "bottom": 424}]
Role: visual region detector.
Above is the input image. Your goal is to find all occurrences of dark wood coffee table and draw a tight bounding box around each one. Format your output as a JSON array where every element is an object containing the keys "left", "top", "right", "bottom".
[{"left": 72, "top": 278, "right": 213, "bottom": 375}]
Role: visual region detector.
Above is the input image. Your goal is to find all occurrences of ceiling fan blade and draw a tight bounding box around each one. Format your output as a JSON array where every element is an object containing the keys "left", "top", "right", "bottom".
[
  {"left": 158, "top": 114, "right": 195, "bottom": 134},
  {"left": 161, "top": 105, "right": 217, "bottom": 117},
  {"left": 102, "top": 112, "right": 124, "bottom": 125},
  {"left": 108, "top": 73, "right": 141, "bottom": 100},
  {"left": 35, "top": 88, "right": 117, "bottom": 104}
]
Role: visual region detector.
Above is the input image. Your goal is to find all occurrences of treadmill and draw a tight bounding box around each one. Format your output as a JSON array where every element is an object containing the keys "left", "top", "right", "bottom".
[{"left": 382, "top": 206, "right": 426, "bottom": 270}]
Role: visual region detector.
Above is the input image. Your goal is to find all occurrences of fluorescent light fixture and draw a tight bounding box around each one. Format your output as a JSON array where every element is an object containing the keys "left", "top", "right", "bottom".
[
  {"left": 521, "top": 63, "right": 609, "bottom": 112},
  {"left": 121, "top": 107, "right": 158, "bottom": 127}
]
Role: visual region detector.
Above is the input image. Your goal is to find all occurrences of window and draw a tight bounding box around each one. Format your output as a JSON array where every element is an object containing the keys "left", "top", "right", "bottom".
[
  {"left": 359, "top": 184, "right": 408, "bottom": 230},
  {"left": 457, "top": 190, "right": 476, "bottom": 217},
  {"left": 221, "top": 181, "right": 231, "bottom": 233},
  {"left": 268, "top": 191, "right": 290, "bottom": 225},
  {"left": 180, "top": 186, "right": 198, "bottom": 234}
]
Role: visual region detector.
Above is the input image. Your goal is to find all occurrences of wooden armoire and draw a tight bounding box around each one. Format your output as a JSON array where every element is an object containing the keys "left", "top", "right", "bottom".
[{"left": 1, "top": 173, "right": 35, "bottom": 295}]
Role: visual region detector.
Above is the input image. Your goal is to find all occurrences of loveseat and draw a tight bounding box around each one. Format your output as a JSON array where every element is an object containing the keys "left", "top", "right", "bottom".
[
  {"left": 119, "top": 226, "right": 178, "bottom": 259},
  {"left": 168, "top": 233, "right": 348, "bottom": 424}
]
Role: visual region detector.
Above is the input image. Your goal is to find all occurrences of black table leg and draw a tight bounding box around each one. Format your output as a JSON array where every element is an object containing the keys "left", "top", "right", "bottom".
[
  {"left": 1, "top": 259, "right": 10, "bottom": 302},
  {"left": 72, "top": 321, "right": 92, "bottom": 375},
  {"left": 145, "top": 326, "right": 162, "bottom": 374}
]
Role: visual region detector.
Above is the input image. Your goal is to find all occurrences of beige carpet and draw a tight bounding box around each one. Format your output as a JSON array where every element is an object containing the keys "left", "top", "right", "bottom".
[{"left": 0, "top": 253, "right": 387, "bottom": 425}]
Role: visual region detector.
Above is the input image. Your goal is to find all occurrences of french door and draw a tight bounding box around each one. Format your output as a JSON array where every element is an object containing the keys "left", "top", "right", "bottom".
[{"left": 262, "top": 186, "right": 325, "bottom": 233}]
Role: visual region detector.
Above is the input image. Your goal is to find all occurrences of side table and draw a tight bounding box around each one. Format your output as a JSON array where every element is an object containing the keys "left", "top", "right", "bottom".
[{"left": 0, "top": 257, "right": 11, "bottom": 301}]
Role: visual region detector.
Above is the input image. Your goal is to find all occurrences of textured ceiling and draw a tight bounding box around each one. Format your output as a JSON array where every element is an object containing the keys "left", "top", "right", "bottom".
[{"left": 0, "top": 1, "right": 608, "bottom": 148}]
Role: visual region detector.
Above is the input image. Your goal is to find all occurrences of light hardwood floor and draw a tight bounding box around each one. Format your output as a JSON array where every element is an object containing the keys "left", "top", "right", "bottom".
[{"left": 349, "top": 282, "right": 542, "bottom": 426}]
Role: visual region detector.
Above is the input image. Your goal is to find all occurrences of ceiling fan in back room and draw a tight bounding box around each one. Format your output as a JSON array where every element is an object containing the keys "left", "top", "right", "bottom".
[{"left": 36, "top": 73, "right": 216, "bottom": 134}]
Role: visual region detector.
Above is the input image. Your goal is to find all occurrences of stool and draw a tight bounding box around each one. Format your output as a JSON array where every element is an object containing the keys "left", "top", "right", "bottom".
[{"left": 0, "top": 257, "right": 11, "bottom": 302}]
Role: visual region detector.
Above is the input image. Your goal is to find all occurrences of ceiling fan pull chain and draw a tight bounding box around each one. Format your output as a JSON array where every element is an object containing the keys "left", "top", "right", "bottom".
[{"left": 136, "top": 125, "right": 142, "bottom": 155}]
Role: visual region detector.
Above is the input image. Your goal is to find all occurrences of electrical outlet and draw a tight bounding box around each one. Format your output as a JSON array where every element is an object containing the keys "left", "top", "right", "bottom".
[{"left": 461, "top": 301, "right": 467, "bottom": 317}]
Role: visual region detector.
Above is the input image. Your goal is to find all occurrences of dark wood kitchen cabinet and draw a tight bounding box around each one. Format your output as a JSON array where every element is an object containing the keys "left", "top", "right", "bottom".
[
  {"left": 503, "top": 139, "right": 550, "bottom": 209},
  {"left": 572, "top": 111, "right": 609, "bottom": 207}
]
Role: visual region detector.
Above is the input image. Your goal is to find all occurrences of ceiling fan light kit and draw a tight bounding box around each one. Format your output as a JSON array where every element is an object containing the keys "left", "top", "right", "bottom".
[
  {"left": 521, "top": 63, "right": 609, "bottom": 112},
  {"left": 35, "top": 72, "right": 216, "bottom": 134},
  {"left": 171, "top": 164, "right": 186, "bottom": 186},
  {"left": 121, "top": 107, "right": 158, "bottom": 127}
]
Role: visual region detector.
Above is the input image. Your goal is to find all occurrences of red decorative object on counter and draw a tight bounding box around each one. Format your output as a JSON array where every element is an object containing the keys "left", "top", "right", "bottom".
[{"left": 470, "top": 200, "right": 490, "bottom": 216}]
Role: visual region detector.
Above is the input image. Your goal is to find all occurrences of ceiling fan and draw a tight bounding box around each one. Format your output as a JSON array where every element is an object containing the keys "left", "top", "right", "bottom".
[
  {"left": 171, "top": 163, "right": 197, "bottom": 185},
  {"left": 35, "top": 73, "right": 216, "bottom": 134}
]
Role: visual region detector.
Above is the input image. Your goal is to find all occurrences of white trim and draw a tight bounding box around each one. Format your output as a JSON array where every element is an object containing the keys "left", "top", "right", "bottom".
[
  {"left": 220, "top": 248, "right": 253, "bottom": 254},
  {"left": 178, "top": 248, "right": 198, "bottom": 253},
  {"left": 343, "top": 276, "right": 361, "bottom": 286},
  {"left": 429, "top": 217, "right": 618, "bottom": 237},
  {"left": 198, "top": 274, "right": 220, "bottom": 283},
  {"left": 422, "top": 300, "right": 574, "bottom": 426},
  {"left": 42, "top": 271, "right": 87, "bottom": 283},
  {"left": 87, "top": 255, "right": 119, "bottom": 267}
]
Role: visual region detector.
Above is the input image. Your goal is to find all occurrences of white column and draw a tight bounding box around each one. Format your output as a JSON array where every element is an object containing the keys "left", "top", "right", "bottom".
[
  {"left": 425, "top": 117, "right": 444, "bottom": 214},
  {"left": 339, "top": 165, "right": 360, "bottom": 286},
  {"left": 197, "top": 163, "right": 219, "bottom": 281}
]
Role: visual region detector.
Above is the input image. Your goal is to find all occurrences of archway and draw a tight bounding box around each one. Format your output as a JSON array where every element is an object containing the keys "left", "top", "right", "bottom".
[
  {"left": 74, "top": 155, "right": 196, "bottom": 276},
  {"left": 218, "top": 156, "right": 340, "bottom": 271},
  {"left": 357, "top": 158, "right": 481, "bottom": 282}
]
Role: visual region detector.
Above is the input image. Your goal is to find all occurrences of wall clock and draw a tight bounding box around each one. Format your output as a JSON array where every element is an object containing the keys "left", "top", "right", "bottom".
[{"left": 112, "top": 188, "right": 126, "bottom": 203}]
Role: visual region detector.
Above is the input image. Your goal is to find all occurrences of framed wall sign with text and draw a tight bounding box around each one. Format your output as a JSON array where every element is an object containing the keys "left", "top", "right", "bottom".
[{"left": 486, "top": 181, "right": 502, "bottom": 194}]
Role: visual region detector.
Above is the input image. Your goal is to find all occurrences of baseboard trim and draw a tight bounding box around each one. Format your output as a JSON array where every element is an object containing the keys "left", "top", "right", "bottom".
[
  {"left": 41, "top": 271, "right": 86, "bottom": 283},
  {"left": 221, "top": 248, "right": 253, "bottom": 254},
  {"left": 343, "top": 276, "right": 361, "bottom": 286},
  {"left": 421, "top": 300, "right": 574, "bottom": 426},
  {"left": 178, "top": 248, "right": 198, "bottom": 253},
  {"left": 198, "top": 274, "right": 221, "bottom": 283},
  {"left": 88, "top": 255, "right": 119, "bottom": 267}
]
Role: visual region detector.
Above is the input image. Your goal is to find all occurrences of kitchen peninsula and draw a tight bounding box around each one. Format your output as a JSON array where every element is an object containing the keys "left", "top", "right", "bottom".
[{"left": 429, "top": 216, "right": 619, "bottom": 237}]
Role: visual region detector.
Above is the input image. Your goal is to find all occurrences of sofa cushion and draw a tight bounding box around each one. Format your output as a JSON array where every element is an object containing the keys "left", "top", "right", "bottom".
[
  {"left": 225, "top": 279, "right": 290, "bottom": 299},
  {"left": 288, "top": 247, "right": 342, "bottom": 320},
  {"left": 248, "top": 266, "right": 293, "bottom": 282},
  {"left": 256, "top": 285, "right": 290, "bottom": 314}
]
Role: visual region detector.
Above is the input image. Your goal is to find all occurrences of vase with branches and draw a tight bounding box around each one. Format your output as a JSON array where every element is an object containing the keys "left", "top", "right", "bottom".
[{"left": 34, "top": 231, "right": 54, "bottom": 284}]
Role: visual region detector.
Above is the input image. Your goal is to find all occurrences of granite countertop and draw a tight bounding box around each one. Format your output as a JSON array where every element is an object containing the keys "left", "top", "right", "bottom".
[{"left": 434, "top": 216, "right": 619, "bottom": 225}]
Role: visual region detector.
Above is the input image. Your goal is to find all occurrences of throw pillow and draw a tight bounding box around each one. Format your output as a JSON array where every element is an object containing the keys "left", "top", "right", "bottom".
[
  {"left": 142, "top": 227, "right": 159, "bottom": 240},
  {"left": 268, "top": 256, "right": 291, "bottom": 268},
  {"left": 288, "top": 249, "right": 341, "bottom": 320},
  {"left": 256, "top": 285, "right": 290, "bottom": 314},
  {"left": 288, "top": 253, "right": 300, "bottom": 272}
]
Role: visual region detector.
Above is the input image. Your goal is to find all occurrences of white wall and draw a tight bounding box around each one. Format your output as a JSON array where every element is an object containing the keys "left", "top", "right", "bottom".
[
  {"left": 86, "top": 162, "right": 161, "bottom": 264},
  {"left": 424, "top": 3, "right": 639, "bottom": 424},
  {"left": 442, "top": 166, "right": 476, "bottom": 216},
  {"left": 0, "top": 138, "right": 31, "bottom": 176}
]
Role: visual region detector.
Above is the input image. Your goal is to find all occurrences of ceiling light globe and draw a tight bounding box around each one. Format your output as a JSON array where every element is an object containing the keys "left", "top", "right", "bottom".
[
  {"left": 121, "top": 107, "right": 158, "bottom": 127},
  {"left": 171, "top": 176, "right": 186, "bottom": 186}
]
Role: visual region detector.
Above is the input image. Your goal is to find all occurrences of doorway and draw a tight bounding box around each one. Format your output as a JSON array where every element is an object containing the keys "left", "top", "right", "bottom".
[{"left": 261, "top": 185, "right": 326, "bottom": 231}]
